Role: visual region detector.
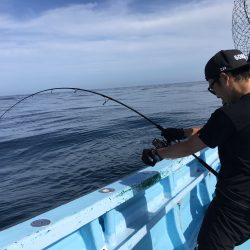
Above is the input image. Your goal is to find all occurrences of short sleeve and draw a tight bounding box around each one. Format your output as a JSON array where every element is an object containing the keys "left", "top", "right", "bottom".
[{"left": 199, "top": 109, "right": 235, "bottom": 148}]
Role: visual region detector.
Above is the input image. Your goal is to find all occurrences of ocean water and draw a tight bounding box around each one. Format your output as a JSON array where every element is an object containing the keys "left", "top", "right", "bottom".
[{"left": 0, "top": 82, "right": 221, "bottom": 230}]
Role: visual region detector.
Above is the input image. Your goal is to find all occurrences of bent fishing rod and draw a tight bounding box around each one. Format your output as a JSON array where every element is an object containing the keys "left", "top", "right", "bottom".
[
  {"left": 0, "top": 87, "right": 163, "bottom": 130},
  {"left": 0, "top": 87, "right": 218, "bottom": 177}
]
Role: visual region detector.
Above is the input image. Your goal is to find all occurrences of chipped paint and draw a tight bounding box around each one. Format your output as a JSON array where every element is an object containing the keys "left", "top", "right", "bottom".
[
  {"left": 133, "top": 173, "right": 161, "bottom": 192},
  {"left": 116, "top": 186, "right": 132, "bottom": 196}
]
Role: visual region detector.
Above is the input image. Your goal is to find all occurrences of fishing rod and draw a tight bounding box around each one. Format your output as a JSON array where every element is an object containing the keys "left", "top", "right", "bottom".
[
  {"left": 0, "top": 87, "right": 218, "bottom": 177},
  {"left": 0, "top": 87, "right": 163, "bottom": 131}
]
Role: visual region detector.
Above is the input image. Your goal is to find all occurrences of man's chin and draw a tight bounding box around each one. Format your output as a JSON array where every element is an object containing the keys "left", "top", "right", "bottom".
[{"left": 222, "top": 100, "right": 228, "bottom": 106}]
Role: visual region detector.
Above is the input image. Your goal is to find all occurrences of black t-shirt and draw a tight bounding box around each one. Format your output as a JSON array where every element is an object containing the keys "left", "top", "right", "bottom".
[{"left": 199, "top": 93, "right": 250, "bottom": 207}]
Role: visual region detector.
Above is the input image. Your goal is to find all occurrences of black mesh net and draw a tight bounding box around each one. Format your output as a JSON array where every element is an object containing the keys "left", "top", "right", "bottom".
[{"left": 232, "top": 0, "right": 250, "bottom": 58}]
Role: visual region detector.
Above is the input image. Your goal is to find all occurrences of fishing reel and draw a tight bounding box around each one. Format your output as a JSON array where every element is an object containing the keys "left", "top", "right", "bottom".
[
  {"left": 152, "top": 138, "right": 170, "bottom": 148},
  {"left": 141, "top": 138, "right": 169, "bottom": 166}
]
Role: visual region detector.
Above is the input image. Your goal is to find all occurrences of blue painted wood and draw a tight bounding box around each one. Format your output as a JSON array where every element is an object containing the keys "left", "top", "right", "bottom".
[{"left": 0, "top": 148, "right": 248, "bottom": 250}]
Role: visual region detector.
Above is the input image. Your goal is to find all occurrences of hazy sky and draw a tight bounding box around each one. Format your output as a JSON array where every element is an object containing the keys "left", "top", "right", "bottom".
[{"left": 0, "top": 0, "right": 234, "bottom": 95}]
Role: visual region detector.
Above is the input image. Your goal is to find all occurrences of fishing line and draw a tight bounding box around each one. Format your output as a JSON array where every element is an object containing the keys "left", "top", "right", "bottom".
[{"left": 0, "top": 87, "right": 218, "bottom": 177}]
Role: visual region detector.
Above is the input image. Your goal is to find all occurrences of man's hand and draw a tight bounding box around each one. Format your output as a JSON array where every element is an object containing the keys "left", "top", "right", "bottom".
[
  {"left": 141, "top": 148, "right": 162, "bottom": 166},
  {"left": 161, "top": 128, "right": 186, "bottom": 143}
]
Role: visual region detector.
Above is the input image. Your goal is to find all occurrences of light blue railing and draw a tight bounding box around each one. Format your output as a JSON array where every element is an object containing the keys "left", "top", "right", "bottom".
[{"left": 0, "top": 148, "right": 220, "bottom": 250}]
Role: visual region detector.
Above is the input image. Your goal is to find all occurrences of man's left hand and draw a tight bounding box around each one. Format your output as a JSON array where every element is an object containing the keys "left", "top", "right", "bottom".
[{"left": 141, "top": 148, "right": 161, "bottom": 166}]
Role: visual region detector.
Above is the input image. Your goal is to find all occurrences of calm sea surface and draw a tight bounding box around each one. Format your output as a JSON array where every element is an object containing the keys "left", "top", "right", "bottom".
[{"left": 0, "top": 82, "right": 221, "bottom": 230}]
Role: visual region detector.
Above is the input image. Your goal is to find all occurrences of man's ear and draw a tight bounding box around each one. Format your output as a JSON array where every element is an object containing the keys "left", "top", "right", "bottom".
[{"left": 220, "top": 72, "right": 230, "bottom": 87}]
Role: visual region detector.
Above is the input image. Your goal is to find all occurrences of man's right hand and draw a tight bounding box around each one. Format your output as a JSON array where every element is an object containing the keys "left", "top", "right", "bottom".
[{"left": 161, "top": 128, "right": 186, "bottom": 143}]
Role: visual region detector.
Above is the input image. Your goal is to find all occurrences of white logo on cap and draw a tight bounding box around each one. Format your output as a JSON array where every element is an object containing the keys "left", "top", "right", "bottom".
[
  {"left": 234, "top": 54, "right": 247, "bottom": 60},
  {"left": 220, "top": 67, "right": 227, "bottom": 71}
]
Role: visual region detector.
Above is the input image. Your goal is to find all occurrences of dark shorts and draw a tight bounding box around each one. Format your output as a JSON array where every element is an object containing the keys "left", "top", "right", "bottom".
[{"left": 195, "top": 193, "right": 250, "bottom": 250}]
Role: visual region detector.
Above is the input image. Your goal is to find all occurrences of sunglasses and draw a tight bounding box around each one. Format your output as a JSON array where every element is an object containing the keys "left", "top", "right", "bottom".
[{"left": 208, "top": 80, "right": 216, "bottom": 95}]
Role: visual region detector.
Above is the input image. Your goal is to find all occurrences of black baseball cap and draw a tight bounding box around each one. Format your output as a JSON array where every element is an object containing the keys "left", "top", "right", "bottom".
[{"left": 205, "top": 49, "right": 250, "bottom": 80}]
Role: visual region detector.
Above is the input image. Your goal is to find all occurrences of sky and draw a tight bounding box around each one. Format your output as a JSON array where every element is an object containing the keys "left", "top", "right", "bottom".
[{"left": 0, "top": 0, "right": 234, "bottom": 95}]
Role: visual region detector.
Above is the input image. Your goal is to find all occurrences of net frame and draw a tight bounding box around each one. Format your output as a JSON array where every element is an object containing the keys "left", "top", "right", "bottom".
[{"left": 232, "top": 0, "right": 250, "bottom": 57}]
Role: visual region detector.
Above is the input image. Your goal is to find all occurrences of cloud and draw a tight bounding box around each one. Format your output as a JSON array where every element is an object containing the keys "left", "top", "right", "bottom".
[{"left": 0, "top": 0, "right": 234, "bottom": 95}]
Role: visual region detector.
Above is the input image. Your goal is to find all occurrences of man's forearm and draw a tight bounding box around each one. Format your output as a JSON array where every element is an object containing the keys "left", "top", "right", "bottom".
[
  {"left": 156, "top": 133, "right": 207, "bottom": 159},
  {"left": 183, "top": 127, "right": 202, "bottom": 138},
  {"left": 156, "top": 140, "right": 195, "bottom": 159}
]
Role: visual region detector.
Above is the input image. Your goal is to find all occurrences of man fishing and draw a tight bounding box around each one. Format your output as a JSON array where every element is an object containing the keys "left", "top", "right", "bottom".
[{"left": 142, "top": 49, "right": 250, "bottom": 249}]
